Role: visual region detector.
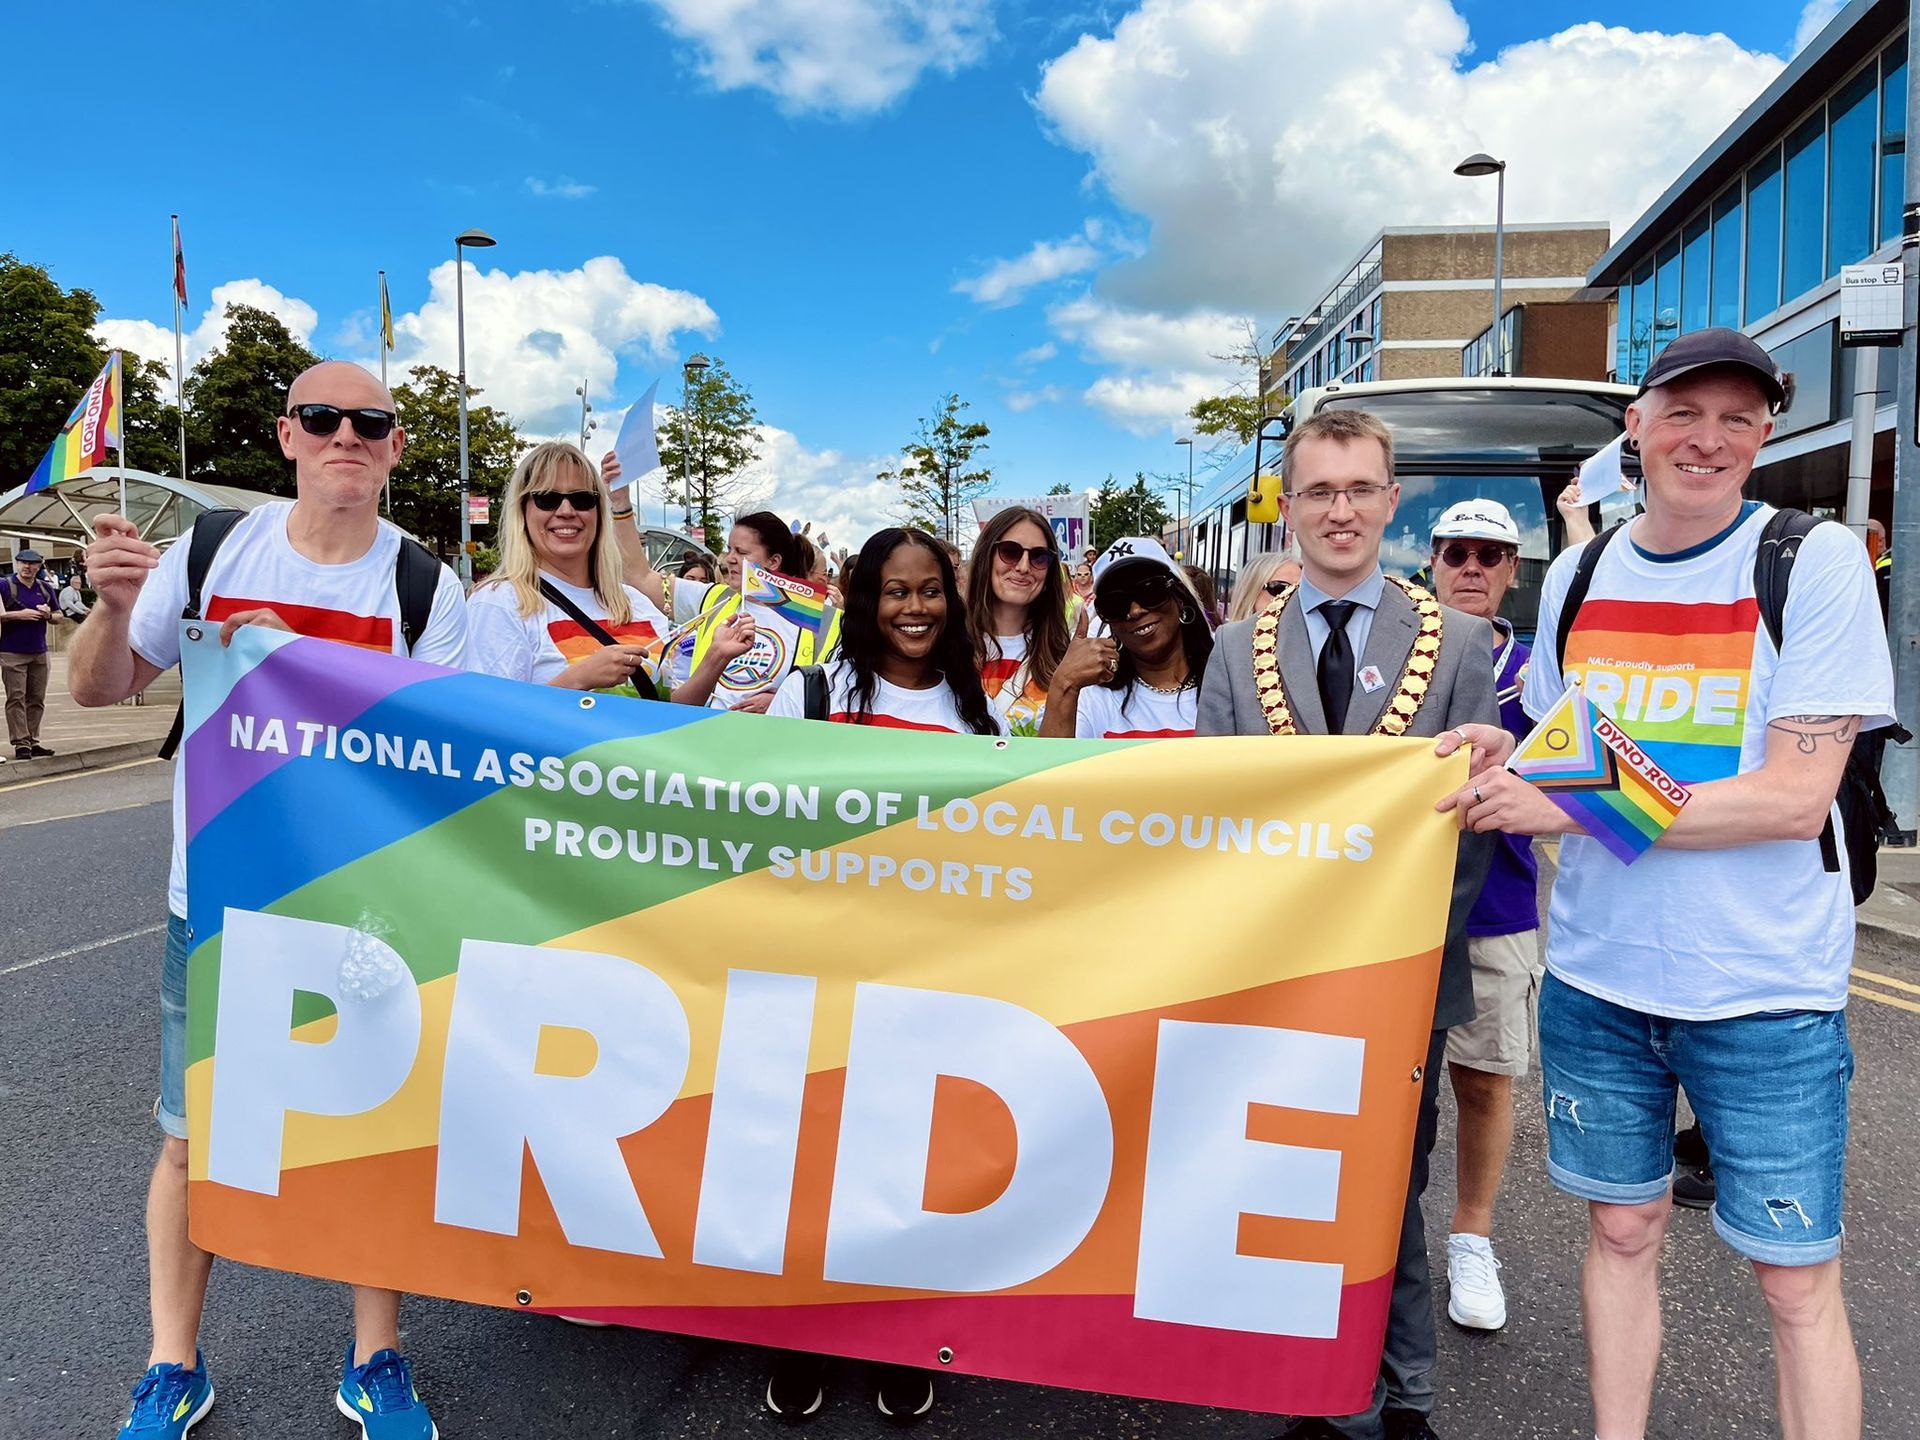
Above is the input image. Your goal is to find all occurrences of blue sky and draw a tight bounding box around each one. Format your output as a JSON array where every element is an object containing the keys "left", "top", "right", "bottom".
[{"left": 1, "top": 0, "right": 1830, "bottom": 540}]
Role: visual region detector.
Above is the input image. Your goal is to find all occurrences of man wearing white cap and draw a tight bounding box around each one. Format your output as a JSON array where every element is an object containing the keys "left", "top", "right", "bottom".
[{"left": 1425, "top": 499, "right": 1539, "bottom": 1336}]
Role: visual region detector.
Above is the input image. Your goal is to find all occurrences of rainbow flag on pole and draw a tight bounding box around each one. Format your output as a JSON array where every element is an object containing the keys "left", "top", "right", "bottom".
[
  {"left": 740, "top": 557, "right": 827, "bottom": 637},
  {"left": 1507, "top": 684, "right": 1690, "bottom": 864},
  {"left": 26, "top": 353, "right": 122, "bottom": 495}
]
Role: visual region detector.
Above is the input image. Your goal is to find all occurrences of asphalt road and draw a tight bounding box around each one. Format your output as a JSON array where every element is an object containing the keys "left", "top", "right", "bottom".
[{"left": 3, "top": 760, "right": 1918, "bottom": 1438}]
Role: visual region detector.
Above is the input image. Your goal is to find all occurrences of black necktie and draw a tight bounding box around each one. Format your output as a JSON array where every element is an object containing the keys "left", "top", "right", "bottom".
[{"left": 1317, "top": 600, "right": 1357, "bottom": 734}]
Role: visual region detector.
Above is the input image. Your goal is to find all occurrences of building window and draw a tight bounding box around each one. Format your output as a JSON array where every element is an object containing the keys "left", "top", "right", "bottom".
[
  {"left": 1653, "top": 237, "right": 1681, "bottom": 359},
  {"left": 1746, "top": 146, "right": 1784, "bottom": 320},
  {"left": 1615, "top": 274, "right": 1635, "bottom": 382},
  {"left": 1783, "top": 111, "right": 1827, "bottom": 297},
  {"left": 1882, "top": 36, "right": 1907, "bottom": 246},
  {"left": 1711, "top": 184, "right": 1743, "bottom": 328},
  {"left": 1681, "top": 211, "right": 1711, "bottom": 336},
  {"left": 1828, "top": 64, "right": 1878, "bottom": 274},
  {"left": 1630, "top": 257, "right": 1655, "bottom": 383}
]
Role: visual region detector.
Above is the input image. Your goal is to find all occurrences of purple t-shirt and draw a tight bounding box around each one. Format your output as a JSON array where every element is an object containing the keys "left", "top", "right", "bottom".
[
  {"left": 0, "top": 575, "right": 54, "bottom": 655},
  {"left": 1469, "top": 626, "right": 1540, "bottom": 937}
]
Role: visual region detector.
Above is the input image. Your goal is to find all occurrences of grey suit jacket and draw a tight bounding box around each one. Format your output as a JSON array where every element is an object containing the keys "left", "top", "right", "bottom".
[{"left": 1197, "top": 580, "right": 1498, "bottom": 1031}]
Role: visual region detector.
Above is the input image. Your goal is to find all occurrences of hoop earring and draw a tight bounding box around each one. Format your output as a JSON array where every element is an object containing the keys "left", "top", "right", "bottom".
[{"left": 1179, "top": 604, "right": 1199, "bottom": 626}]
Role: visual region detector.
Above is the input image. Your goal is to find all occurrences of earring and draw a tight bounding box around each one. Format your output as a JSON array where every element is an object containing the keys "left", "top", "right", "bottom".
[{"left": 1179, "top": 604, "right": 1198, "bottom": 626}]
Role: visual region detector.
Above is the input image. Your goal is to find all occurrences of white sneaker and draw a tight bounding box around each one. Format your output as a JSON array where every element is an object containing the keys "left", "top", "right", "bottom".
[{"left": 1446, "top": 1232, "right": 1507, "bottom": 1330}]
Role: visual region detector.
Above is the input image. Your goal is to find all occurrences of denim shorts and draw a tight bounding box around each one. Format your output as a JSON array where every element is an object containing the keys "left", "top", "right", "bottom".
[
  {"left": 1537, "top": 971, "right": 1853, "bottom": 1266},
  {"left": 156, "top": 912, "right": 190, "bottom": 1140}
]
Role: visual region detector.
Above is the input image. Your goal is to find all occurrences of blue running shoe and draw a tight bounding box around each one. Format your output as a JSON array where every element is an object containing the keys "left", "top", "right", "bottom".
[
  {"left": 116, "top": 1352, "right": 215, "bottom": 1438},
  {"left": 335, "top": 1344, "right": 438, "bottom": 1439}
]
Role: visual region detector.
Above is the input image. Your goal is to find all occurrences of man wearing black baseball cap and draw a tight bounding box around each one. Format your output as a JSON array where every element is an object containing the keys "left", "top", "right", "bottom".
[
  {"left": 1635, "top": 325, "right": 1788, "bottom": 412},
  {"left": 1438, "top": 324, "right": 1891, "bottom": 1438}
]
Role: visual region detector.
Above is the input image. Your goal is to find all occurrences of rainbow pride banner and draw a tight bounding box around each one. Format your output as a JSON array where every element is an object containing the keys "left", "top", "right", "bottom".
[
  {"left": 180, "top": 625, "right": 1465, "bottom": 1417},
  {"left": 1507, "top": 684, "right": 1690, "bottom": 863},
  {"left": 741, "top": 557, "right": 827, "bottom": 637},
  {"left": 26, "top": 352, "right": 121, "bottom": 494}
]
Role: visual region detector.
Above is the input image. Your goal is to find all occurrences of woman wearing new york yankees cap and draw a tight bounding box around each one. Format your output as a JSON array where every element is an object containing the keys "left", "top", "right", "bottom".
[{"left": 1039, "top": 536, "right": 1214, "bottom": 739}]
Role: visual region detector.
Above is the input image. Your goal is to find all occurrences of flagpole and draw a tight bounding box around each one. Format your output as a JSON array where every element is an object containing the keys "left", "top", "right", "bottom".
[
  {"left": 379, "top": 269, "right": 391, "bottom": 517},
  {"left": 170, "top": 215, "right": 187, "bottom": 486},
  {"left": 113, "top": 350, "right": 128, "bottom": 519}
]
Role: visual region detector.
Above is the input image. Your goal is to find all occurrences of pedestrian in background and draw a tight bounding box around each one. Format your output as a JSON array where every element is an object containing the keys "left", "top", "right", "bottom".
[{"left": 1, "top": 547, "right": 65, "bottom": 759}]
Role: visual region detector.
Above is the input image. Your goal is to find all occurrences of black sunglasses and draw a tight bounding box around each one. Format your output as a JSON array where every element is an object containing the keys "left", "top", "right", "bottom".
[
  {"left": 287, "top": 403, "right": 397, "bottom": 441},
  {"left": 1263, "top": 578, "right": 1293, "bottom": 596},
  {"left": 526, "top": 490, "right": 599, "bottom": 513},
  {"left": 992, "top": 540, "right": 1055, "bottom": 570},
  {"left": 1094, "top": 570, "right": 1179, "bottom": 622},
  {"left": 1436, "top": 542, "right": 1515, "bottom": 569}
]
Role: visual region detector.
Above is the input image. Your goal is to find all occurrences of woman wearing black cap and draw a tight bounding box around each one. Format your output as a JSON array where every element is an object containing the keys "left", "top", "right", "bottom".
[{"left": 1039, "top": 537, "right": 1213, "bottom": 739}]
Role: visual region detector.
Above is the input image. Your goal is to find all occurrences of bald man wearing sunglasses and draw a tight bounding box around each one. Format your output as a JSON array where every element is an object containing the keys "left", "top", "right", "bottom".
[{"left": 71, "top": 360, "right": 465, "bottom": 1440}]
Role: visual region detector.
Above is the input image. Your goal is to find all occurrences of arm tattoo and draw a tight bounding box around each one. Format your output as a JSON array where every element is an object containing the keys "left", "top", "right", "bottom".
[{"left": 1768, "top": 714, "right": 1860, "bottom": 755}]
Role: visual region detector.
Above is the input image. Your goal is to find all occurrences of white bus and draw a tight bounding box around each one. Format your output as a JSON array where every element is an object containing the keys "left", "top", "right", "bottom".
[{"left": 1185, "top": 376, "right": 1638, "bottom": 636}]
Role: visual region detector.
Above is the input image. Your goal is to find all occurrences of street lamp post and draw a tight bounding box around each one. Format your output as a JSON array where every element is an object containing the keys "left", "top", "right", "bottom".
[
  {"left": 681, "top": 353, "right": 710, "bottom": 540},
  {"left": 1175, "top": 437, "right": 1195, "bottom": 554},
  {"left": 574, "top": 381, "right": 595, "bottom": 451},
  {"left": 454, "top": 227, "right": 497, "bottom": 584},
  {"left": 1454, "top": 153, "right": 1508, "bottom": 375}
]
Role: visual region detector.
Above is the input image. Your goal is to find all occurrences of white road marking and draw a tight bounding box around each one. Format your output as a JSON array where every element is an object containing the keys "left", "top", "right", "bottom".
[
  {"left": 10, "top": 799, "right": 168, "bottom": 829},
  {"left": 0, "top": 923, "right": 168, "bottom": 977}
]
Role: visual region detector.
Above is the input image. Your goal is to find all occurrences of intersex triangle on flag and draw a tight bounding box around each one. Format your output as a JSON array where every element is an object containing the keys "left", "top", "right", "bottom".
[
  {"left": 25, "top": 353, "right": 122, "bottom": 495},
  {"left": 1508, "top": 684, "right": 1689, "bottom": 864}
]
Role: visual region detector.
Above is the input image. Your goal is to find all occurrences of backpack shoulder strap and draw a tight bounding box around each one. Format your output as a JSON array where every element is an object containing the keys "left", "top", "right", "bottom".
[
  {"left": 1555, "top": 521, "right": 1627, "bottom": 670},
  {"left": 537, "top": 577, "right": 622, "bottom": 649},
  {"left": 393, "top": 536, "right": 441, "bottom": 655},
  {"left": 1752, "top": 507, "right": 1821, "bottom": 653},
  {"left": 800, "top": 664, "right": 828, "bottom": 721},
  {"left": 159, "top": 509, "right": 248, "bottom": 762},
  {"left": 181, "top": 508, "right": 247, "bottom": 621}
]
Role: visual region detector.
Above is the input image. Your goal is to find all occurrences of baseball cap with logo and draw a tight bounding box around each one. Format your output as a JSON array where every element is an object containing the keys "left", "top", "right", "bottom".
[
  {"left": 1430, "top": 500, "right": 1520, "bottom": 546},
  {"left": 1638, "top": 326, "right": 1788, "bottom": 413}
]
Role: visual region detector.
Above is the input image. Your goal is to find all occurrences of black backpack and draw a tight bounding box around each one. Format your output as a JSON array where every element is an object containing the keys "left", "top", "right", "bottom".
[
  {"left": 1556, "top": 508, "right": 1908, "bottom": 905},
  {"left": 158, "top": 508, "right": 441, "bottom": 758},
  {"left": 796, "top": 663, "right": 829, "bottom": 720}
]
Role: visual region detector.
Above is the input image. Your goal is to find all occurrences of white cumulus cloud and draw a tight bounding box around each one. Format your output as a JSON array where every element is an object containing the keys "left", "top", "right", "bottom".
[
  {"left": 1035, "top": 1, "right": 1785, "bottom": 317},
  {"left": 98, "top": 279, "right": 320, "bottom": 386},
  {"left": 386, "top": 256, "right": 719, "bottom": 434},
  {"left": 643, "top": 0, "right": 995, "bottom": 114},
  {"left": 1046, "top": 294, "right": 1250, "bottom": 433},
  {"left": 526, "top": 176, "right": 598, "bottom": 199},
  {"left": 1793, "top": 0, "right": 1847, "bottom": 54},
  {"left": 733, "top": 425, "right": 907, "bottom": 547},
  {"left": 955, "top": 228, "right": 1104, "bottom": 306}
]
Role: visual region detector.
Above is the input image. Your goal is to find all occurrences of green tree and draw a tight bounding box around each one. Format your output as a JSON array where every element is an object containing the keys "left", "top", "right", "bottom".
[
  {"left": 182, "top": 304, "right": 321, "bottom": 493},
  {"left": 1090, "top": 472, "right": 1171, "bottom": 551},
  {"left": 879, "top": 393, "right": 991, "bottom": 540},
  {"left": 122, "top": 355, "right": 182, "bottom": 476},
  {"left": 658, "top": 359, "right": 763, "bottom": 548},
  {"left": 1046, "top": 480, "right": 1073, "bottom": 496},
  {"left": 389, "top": 365, "right": 522, "bottom": 558},
  {"left": 1186, "top": 392, "right": 1267, "bottom": 447},
  {"left": 0, "top": 255, "right": 112, "bottom": 488}
]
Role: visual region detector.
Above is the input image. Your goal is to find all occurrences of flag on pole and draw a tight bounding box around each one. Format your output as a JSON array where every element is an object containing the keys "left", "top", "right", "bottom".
[
  {"left": 1507, "top": 684, "right": 1690, "bottom": 864},
  {"left": 740, "top": 557, "right": 828, "bottom": 638},
  {"left": 172, "top": 216, "right": 188, "bottom": 309},
  {"left": 380, "top": 271, "right": 395, "bottom": 352},
  {"left": 26, "top": 353, "right": 123, "bottom": 495},
  {"left": 608, "top": 379, "right": 660, "bottom": 489}
]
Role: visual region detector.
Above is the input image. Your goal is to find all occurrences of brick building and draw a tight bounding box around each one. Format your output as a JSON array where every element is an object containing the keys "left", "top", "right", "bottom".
[{"left": 1263, "top": 223, "right": 1612, "bottom": 401}]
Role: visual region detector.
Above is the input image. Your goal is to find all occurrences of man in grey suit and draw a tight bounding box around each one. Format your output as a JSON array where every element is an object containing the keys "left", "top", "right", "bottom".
[{"left": 1199, "top": 405, "right": 1496, "bottom": 1440}]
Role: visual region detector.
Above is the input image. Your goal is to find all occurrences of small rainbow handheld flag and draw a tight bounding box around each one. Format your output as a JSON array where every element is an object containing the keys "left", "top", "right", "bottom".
[
  {"left": 26, "top": 353, "right": 122, "bottom": 495},
  {"left": 1507, "top": 684, "right": 1690, "bottom": 864},
  {"left": 740, "top": 557, "right": 827, "bottom": 637}
]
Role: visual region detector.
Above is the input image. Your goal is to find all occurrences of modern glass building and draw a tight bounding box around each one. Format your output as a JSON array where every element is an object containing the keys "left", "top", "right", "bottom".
[{"left": 1588, "top": 0, "right": 1906, "bottom": 513}]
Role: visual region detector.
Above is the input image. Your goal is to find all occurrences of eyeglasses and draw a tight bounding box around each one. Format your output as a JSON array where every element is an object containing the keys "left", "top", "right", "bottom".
[
  {"left": 1288, "top": 483, "right": 1392, "bottom": 511},
  {"left": 1263, "top": 578, "right": 1293, "bottom": 596},
  {"left": 1094, "top": 570, "right": 1179, "bottom": 622},
  {"left": 526, "top": 490, "right": 599, "bottom": 513},
  {"left": 992, "top": 540, "right": 1055, "bottom": 570},
  {"left": 1435, "top": 542, "right": 1515, "bottom": 569},
  {"left": 287, "top": 404, "right": 397, "bottom": 441}
]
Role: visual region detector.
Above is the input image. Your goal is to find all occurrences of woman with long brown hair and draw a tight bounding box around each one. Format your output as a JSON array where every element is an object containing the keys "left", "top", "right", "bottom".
[{"left": 964, "top": 506, "right": 1071, "bottom": 735}]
